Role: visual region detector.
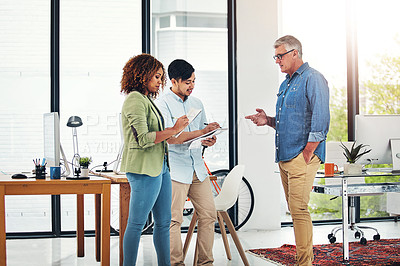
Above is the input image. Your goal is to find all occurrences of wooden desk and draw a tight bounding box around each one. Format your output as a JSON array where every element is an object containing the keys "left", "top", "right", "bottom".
[
  {"left": 0, "top": 175, "right": 111, "bottom": 266},
  {"left": 93, "top": 172, "right": 129, "bottom": 266}
]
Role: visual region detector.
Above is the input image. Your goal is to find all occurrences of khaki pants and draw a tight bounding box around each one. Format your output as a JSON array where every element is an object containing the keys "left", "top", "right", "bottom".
[
  {"left": 170, "top": 173, "right": 217, "bottom": 266},
  {"left": 279, "top": 153, "right": 320, "bottom": 266}
]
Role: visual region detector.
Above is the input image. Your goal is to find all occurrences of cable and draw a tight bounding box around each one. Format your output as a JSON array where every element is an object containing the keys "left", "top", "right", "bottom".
[
  {"left": 90, "top": 158, "right": 118, "bottom": 172},
  {"left": 90, "top": 164, "right": 104, "bottom": 172}
]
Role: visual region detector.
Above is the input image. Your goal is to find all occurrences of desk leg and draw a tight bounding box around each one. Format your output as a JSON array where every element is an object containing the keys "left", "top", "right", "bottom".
[
  {"left": 95, "top": 194, "right": 101, "bottom": 262},
  {"left": 119, "top": 183, "right": 131, "bottom": 266},
  {"left": 101, "top": 183, "right": 111, "bottom": 266},
  {"left": 77, "top": 194, "right": 85, "bottom": 257},
  {"left": 341, "top": 177, "right": 349, "bottom": 262},
  {"left": 0, "top": 186, "right": 6, "bottom": 266}
]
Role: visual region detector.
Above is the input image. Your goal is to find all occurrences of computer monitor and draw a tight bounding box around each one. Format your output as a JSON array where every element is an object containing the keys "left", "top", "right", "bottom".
[
  {"left": 355, "top": 114, "right": 400, "bottom": 172},
  {"left": 43, "top": 112, "right": 71, "bottom": 176},
  {"left": 43, "top": 112, "right": 60, "bottom": 167}
]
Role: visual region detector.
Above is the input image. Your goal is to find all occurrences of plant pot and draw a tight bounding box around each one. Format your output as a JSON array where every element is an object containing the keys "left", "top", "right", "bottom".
[
  {"left": 343, "top": 163, "right": 362, "bottom": 175},
  {"left": 81, "top": 167, "right": 89, "bottom": 178}
]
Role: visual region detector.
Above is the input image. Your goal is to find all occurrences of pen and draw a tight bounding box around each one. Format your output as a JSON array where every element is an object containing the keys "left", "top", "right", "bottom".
[{"left": 204, "top": 123, "right": 222, "bottom": 130}]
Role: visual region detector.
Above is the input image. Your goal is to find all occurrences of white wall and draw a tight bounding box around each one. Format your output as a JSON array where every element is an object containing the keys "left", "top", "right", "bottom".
[{"left": 237, "top": 0, "right": 281, "bottom": 230}]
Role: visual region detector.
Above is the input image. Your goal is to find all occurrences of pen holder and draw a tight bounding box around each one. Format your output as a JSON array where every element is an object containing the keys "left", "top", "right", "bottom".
[{"left": 35, "top": 165, "right": 46, "bottom": 179}]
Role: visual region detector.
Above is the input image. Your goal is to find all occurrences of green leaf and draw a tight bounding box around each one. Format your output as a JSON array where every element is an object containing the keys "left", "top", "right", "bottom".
[{"left": 340, "top": 141, "right": 371, "bottom": 163}]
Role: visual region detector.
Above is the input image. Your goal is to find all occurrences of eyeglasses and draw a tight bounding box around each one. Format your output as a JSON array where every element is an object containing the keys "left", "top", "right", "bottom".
[{"left": 273, "top": 49, "right": 295, "bottom": 60}]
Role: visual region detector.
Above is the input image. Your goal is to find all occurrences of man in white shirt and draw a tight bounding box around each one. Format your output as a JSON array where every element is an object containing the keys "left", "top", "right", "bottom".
[{"left": 156, "top": 59, "right": 220, "bottom": 265}]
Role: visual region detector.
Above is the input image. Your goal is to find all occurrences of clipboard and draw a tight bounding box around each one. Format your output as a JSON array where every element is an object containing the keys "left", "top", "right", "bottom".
[{"left": 183, "top": 127, "right": 228, "bottom": 144}]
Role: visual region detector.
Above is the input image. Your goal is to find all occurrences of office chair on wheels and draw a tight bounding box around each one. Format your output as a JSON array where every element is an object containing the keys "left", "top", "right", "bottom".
[{"left": 327, "top": 196, "right": 380, "bottom": 245}]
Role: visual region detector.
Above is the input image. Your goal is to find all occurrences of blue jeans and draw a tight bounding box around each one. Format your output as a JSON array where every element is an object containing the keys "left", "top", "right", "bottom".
[{"left": 123, "top": 159, "right": 172, "bottom": 266}]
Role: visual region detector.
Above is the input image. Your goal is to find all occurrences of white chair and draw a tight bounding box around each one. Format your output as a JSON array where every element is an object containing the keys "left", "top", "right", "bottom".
[{"left": 183, "top": 165, "right": 250, "bottom": 266}]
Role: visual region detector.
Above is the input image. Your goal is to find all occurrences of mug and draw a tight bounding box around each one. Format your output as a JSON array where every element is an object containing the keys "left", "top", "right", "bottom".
[
  {"left": 325, "top": 163, "right": 339, "bottom": 177},
  {"left": 50, "top": 166, "right": 61, "bottom": 179}
]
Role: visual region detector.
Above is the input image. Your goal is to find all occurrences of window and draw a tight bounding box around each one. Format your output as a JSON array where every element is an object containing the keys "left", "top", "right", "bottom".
[
  {"left": 281, "top": 0, "right": 347, "bottom": 222},
  {"left": 151, "top": 0, "right": 229, "bottom": 227},
  {"left": 59, "top": 0, "right": 141, "bottom": 231},
  {"left": 281, "top": 0, "right": 400, "bottom": 223},
  {"left": 357, "top": 0, "right": 400, "bottom": 219},
  {"left": 152, "top": 0, "right": 229, "bottom": 171},
  {"left": 358, "top": 0, "right": 400, "bottom": 116},
  {"left": 159, "top": 16, "right": 170, "bottom": 28},
  {"left": 176, "top": 15, "right": 227, "bottom": 28},
  {"left": 0, "top": 0, "right": 52, "bottom": 232}
]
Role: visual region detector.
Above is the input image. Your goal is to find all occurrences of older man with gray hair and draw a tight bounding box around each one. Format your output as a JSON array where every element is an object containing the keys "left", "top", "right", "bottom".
[{"left": 246, "top": 35, "right": 330, "bottom": 266}]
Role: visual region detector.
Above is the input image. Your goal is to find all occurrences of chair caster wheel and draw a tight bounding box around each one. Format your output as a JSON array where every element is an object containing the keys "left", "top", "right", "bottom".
[
  {"left": 329, "top": 236, "right": 336, "bottom": 244},
  {"left": 328, "top": 233, "right": 333, "bottom": 240},
  {"left": 355, "top": 231, "right": 361, "bottom": 239},
  {"left": 373, "top": 234, "right": 380, "bottom": 241},
  {"left": 360, "top": 237, "right": 367, "bottom": 245}
]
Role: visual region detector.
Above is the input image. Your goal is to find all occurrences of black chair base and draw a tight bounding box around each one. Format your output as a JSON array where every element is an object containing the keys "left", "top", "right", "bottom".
[{"left": 328, "top": 224, "right": 380, "bottom": 245}]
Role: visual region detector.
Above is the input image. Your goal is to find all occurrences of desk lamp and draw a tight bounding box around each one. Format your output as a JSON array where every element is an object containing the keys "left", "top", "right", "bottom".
[{"left": 67, "top": 116, "right": 83, "bottom": 178}]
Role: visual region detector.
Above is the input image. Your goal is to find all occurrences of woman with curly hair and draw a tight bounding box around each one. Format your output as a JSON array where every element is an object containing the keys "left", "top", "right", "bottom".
[{"left": 120, "top": 54, "right": 188, "bottom": 266}]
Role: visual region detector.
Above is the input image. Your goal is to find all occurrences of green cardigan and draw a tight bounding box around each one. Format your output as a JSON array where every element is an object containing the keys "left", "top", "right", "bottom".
[{"left": 120, "top": 91, "right": 168, "bottom": 177}]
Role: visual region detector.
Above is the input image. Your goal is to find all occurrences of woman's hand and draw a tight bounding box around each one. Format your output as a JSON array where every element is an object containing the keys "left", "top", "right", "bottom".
[{"left": 172, "top": 115, "right": 189, "bottom": 134}]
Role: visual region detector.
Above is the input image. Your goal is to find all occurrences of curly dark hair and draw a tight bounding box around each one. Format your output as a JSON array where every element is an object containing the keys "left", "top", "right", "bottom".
[{"left": 120, "top": 54, "right": 166, "bottom": 97}]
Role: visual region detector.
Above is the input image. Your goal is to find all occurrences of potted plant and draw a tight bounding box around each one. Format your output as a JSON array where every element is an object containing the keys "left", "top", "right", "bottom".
[
  {"left": 79, "top": 156, "right": 92, "bottom": 177},
  {"left": 340, "top": 141, "right": 371, "bottom": 175}
]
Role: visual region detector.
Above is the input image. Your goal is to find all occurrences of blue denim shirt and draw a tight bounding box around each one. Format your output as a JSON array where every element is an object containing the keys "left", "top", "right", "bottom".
[
  {"left": 155, "top": 89, "right": 209, "bottom": 184},
  {"left": 275, "top": 62, "right": 330, "bottom": 163}
]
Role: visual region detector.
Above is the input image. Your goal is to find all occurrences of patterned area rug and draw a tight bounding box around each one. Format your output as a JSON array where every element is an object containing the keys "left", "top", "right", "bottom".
[{"left": 247, "top": 238, "right": 400, "bottom": 265}]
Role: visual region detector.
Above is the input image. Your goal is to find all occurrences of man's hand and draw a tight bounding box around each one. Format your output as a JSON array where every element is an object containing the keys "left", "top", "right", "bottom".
[
  {"left": 200, "top": 122, "right": 219, "bottom": 147},
  {"left": 202, "top": 122, "right": 220, "bottom": 134},
  {"left": 302, "top": 142, "right": 319, "bottom": 163},
  {"left": 245, "top": 108, "right": 275, "bottom": 128},
  {"left": 201, "top": 135, "right": 216, "bottom": 147}
]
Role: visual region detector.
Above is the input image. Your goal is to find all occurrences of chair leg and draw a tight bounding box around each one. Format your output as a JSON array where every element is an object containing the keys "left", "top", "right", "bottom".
[
  {"left": 183, "top": 212, "right": 198, "bottom": 260},
  {"left": 217, "top": 212, "right": 232, "bottom": 260},
  {"left": 193, "top": 241, "right": 198, "bottom": 266},
  {"left": 219, "top": 211, "right": 250, "bottom": 266}
]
